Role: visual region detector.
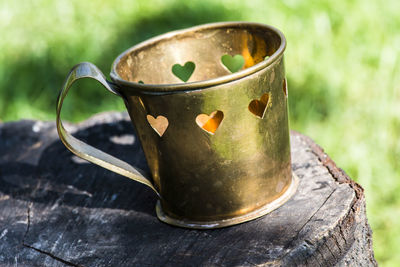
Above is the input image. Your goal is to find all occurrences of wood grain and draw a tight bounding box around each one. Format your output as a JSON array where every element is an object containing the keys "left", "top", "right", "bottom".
[{"left": 0, "top": 112, "right": 376, "bottom": 266}]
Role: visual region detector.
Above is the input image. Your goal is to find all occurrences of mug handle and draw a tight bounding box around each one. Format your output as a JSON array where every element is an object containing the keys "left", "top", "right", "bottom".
[{"left": 56, "top": 62, "right": 160, "bottom": 198}]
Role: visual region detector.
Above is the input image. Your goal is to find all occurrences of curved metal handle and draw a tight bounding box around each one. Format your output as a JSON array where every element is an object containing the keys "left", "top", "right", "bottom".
[{"left": 56, "top": 62, "right": 160, "bottom": 197}]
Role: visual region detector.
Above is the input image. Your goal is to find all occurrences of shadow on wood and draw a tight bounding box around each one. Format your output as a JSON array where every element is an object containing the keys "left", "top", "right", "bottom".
[{"left": 0, "top": 112, "right": 377, "bottom": 266}]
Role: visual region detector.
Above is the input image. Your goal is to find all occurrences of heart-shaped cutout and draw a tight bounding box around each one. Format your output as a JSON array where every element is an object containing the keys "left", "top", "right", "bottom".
[
  {"left": 248, "top": 93, "right": 271, "bottom": 119},
  {"left": 196, "top": 110, "right": 224, "bottom": 135},
  {"left": 172, "top": 61, "right": 195, "bottom": 82},
  {"left": 146, "top": 115, "right": 169, "bottom": 137},
  {"left": 221, "top": 54, "right": 245, "bottom": 73}
]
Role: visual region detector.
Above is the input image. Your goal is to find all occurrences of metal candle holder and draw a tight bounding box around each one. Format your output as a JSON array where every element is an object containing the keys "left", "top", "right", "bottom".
[{"left": 57, "top": 22, "right": 298, "bottom": 229}]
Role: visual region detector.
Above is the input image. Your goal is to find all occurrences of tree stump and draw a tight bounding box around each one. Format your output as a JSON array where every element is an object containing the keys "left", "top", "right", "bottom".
[{"left": 0, "top": 112, "right": 377, "bottom": 266}]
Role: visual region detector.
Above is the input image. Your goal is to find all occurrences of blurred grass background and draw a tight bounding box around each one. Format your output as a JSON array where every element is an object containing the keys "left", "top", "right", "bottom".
[{"left": 1, "top": 0, "right": 399, "bottom": 264}]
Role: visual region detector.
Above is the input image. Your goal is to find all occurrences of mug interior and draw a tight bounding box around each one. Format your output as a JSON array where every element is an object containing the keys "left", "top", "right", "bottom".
[{"left": 113, "top": 22, "right": 284, "bottom": 87}]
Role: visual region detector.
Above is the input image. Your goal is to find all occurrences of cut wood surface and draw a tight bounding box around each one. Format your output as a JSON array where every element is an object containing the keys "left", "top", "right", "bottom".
[{"left": 0, "top": 112, "right": 376, "bottom": 266}]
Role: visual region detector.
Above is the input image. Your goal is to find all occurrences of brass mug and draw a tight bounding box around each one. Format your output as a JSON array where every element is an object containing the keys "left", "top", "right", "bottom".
[{"left": 57, "top": 22, "right": 298, "bottom": 229}]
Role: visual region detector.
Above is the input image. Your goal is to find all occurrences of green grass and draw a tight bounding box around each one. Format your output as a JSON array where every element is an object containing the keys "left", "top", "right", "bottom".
[{"left": 1, "top": 0, "right": 399, "bottom": 265}]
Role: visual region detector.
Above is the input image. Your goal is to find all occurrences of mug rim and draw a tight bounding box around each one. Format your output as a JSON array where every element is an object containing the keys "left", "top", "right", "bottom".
[{"left": 110, "top": 21, "right": 286, "bottom": 93}]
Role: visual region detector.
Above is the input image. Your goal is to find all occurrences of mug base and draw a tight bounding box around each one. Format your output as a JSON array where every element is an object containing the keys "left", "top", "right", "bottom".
[{"left": 155, "top": 173, "right": 299, "bottom": 229}]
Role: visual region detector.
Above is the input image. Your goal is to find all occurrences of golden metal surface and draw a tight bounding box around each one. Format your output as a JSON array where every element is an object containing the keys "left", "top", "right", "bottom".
[
  {"left": 57, "top": 22, "right": 295, "bottom": 228},
  {"left": 156, "top": 174, "right": 299, "bottom": 229},
  {"left": 56, "top": 63, "right": 160, "bottom": 197}
]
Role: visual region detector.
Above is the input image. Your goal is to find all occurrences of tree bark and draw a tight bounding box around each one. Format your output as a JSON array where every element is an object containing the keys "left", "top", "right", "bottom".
[{"left": 0, "top": 112, "right": 376, "bottom": 266}]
